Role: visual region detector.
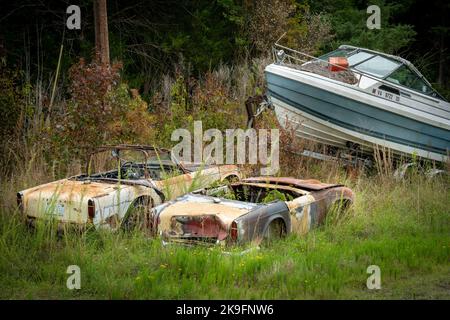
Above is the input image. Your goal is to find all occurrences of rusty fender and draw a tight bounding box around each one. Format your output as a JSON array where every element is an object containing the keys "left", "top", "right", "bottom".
[
  {"left": 286, "top": 187, "right": 354, "bottom": 234},
  {"left": 234, "top": 201, "right": 291, "bottom": 243}
]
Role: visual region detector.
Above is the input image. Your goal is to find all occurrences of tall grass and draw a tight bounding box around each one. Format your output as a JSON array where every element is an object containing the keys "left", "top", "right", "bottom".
[{"left": 1, "top": 155, "right": 449, "bottom": 299}]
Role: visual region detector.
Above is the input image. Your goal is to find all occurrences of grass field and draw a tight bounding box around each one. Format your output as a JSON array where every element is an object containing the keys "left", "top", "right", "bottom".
[{"left": 1, "top": 173, "right": 449, "bottom": 299}]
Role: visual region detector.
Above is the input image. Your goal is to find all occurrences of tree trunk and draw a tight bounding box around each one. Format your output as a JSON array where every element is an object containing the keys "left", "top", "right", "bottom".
[
  {"left": 93, "top": 0, "right": 110, "bottom": 66},
  {"left": 437, "top": 35, "right": 444, "bottom": 86}
]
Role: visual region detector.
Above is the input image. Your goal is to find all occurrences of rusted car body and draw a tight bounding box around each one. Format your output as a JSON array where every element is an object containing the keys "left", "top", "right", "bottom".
[
  {"left": 152, "top": 177, "right": 354, "bottom": 245},
  {"left": 17, "top": 145, "right": 241, "bottom": 231}
]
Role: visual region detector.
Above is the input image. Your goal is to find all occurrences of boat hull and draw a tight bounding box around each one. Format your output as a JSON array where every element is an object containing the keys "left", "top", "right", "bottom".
[{"left": 265, "top": 64, "right": 450, "bottom": 162}]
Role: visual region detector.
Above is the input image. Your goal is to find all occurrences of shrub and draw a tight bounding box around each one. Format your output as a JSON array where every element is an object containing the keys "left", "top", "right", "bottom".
[
  {"left": 152, "top": 70, "right": 247, "bottom": 148},
  {"left": 0, "top": 67, "right": 31, "bottom": 151},
  {"left": 51, "top": 57, "right": 157, "bottom": 164}
]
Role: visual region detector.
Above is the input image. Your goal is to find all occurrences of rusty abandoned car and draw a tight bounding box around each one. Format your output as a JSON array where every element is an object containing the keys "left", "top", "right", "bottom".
[
  {"left": 17, "top": 145, "right": 241, "bottom": 231},
  {"left": 152, "top": 177, "right": 355, "bottom": 245}
]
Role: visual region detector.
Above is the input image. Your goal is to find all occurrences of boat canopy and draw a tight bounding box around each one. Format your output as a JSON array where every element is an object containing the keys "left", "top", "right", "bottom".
[{"left": 319, "top": 45, "right": 445, "bottom": 100}]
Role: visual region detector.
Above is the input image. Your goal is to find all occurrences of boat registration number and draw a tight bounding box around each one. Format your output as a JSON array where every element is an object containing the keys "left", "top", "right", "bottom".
[{"left": 372, "top": 88, "right": 400, "bottom": 102}]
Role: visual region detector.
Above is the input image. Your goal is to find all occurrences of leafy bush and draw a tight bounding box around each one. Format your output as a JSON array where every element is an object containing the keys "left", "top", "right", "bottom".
[
  {"left": 262, "top": 189, "right": 293, "bottom": 203},
  {"left": 315, "top": 0, "right": 416, "bottom": 54},
  {"left": 0, "top": 67, "right": 31, "bottom": 149},
  {"left": 50, "top": 57, "right": 157, "bottom": 164},
  {"left": 152, "top": 70, "right": 247, "bottom": 148}
]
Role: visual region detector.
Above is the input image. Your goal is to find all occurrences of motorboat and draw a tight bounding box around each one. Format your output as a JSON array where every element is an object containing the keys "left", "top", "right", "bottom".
[{"left": 265, "top": 40, "right": 450, "bottom": 162}]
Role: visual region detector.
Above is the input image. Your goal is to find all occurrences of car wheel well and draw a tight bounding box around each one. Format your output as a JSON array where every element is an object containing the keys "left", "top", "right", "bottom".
[
  {"left": 263, "top": 217, "right": 287, "bottom": 242},
  {"left": 331, "top": 198, "right": 352, "bottom": 211},
  {"left": 222, "top": 174, "right": 240, "bottom": 183},
  {"left": 325, "top": 198, "right": 353, "bottom": 226},
  {"left": 122, "top": 196, "right": 154, "bottom": 233},
  {"left": 124, "top": 195, "right": 154, "bottom": 216},
  {"left": 132, "top": 195, "right": 154, "bottom": 206}
]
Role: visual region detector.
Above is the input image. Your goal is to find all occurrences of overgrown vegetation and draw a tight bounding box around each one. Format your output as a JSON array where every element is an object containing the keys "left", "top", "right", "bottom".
[
  {"left": 2, "top": 1, "right": 448, "bottom": 96},
  {"left": 1, "top": 169, "right": 449, "bottom": 299},
  {"left": 0, "top": 0, "right": 449, "bottom": 300}
]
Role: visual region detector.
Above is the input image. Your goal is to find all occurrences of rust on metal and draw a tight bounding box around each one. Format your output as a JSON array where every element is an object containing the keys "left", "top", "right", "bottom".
[
  {"left": 241, "top": 176, "right": 341, "bottom": 191},
  {"left": 154, "top": 178, "right": 355, "bottom": 246},
  {"left": 18, "top": 144, "right": 242, "bottom": 231}
]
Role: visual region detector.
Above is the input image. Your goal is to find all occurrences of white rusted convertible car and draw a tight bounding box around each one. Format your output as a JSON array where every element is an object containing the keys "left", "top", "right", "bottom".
[
  {"left": 17, "top": 145, "right": 241, "bottom": 231},
  {"left": 152, "top": 177, "right": 354, "bottom": 245}
]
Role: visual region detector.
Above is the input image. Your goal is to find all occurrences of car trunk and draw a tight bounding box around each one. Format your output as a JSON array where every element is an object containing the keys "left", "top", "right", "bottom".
[{"left": 20, "top": 178, "right": 119, "bottom": 224}]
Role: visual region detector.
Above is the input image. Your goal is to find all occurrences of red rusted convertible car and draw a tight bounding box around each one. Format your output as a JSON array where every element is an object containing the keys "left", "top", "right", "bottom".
[{"left": 151, "top": 177, "right": 355, "bottom": 245}]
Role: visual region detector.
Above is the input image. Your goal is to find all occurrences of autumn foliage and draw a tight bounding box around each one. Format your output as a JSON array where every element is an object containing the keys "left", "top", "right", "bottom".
[{"left": 51, "top": 57, "right": 156, "bottom": 162}]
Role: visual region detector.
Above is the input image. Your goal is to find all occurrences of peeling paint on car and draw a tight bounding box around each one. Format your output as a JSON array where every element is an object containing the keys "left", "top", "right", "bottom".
[
  {"left": 18, "top": 144, "right": 241, "bottom": 231},
  {"left": 153, "top": 177, "right": 355, "bottom": 246}
]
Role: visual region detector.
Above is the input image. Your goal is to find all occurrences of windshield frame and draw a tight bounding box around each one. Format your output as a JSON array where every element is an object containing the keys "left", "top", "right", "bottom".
[
  {"left": 85, "top": 145, "right": 183, "bottom": 180},
  {"left": 321, "top": 46, "right": 446, "bottom": 101},
  {"left": 352, "top": 55, "right": 402, "bottom": 78}
]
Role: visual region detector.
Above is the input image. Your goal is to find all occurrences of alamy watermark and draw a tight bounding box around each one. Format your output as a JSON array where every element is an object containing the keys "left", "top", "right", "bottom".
[
  {"left": 171, "top": 121, "right": 279, "bottom": 175},
  {"left": 367, "top": 5, "right": 381, "bottom": 30},
  {"left": 67, "top": 4, "right": 380, "bottom": 32},
  {"left": 66, "top": 5, "right": 81, "bottom": 30},
  {"left": 66, "top": 265, "right": 81, "bottom": 290},
  {"left": 366, "top": 265, "right": 381, "bottom": 289}
]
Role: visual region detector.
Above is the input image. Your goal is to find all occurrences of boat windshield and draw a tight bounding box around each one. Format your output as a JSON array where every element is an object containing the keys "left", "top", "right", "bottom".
[
  {"left": 319, "top": 49, "right": 400, "bottom": 76},
  {"left": 385, "top": 65, "right": 434, "bottom": 95},
  {"left": 319, "top": 47, "right": 444, "bottom": 99},
  {"left": 319, "top": 46, "right": 447, "bottom": 101},
  {"left": 347, "top": 51, "right": 374, "bottom": 66},
  {"left": 353, "top": 55, "right": 401, "bottom": 78},
  {"left": 319, "top": 48, "right": 355, "bottom": 61}
]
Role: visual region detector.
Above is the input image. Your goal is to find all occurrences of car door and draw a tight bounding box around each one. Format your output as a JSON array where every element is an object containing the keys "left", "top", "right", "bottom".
[{"left": 286, "top": 194, "right": 317, "bottom": 235}]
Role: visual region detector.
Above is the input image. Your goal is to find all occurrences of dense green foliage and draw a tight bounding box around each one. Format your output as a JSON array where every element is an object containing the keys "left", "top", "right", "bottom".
[
  {"left": 1, "top": 1, "right": 448, "bottom": 161},
  {"left": 0, "top": 1, "right": 448, "bottom": 156},
  {"left": 1, "top": 1, "right": 448, "bottom": 92},
  {"left": 313, "top": 0, "right": 416, "bottom": 54}
]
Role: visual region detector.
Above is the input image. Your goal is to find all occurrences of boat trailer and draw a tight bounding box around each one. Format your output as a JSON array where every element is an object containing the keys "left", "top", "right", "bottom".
[
  {"left": 245, "top": 94, "right": 447, "bottom": 178},
  {"left": 245, "top": 94, "right": 372, "bottom": 169}
]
